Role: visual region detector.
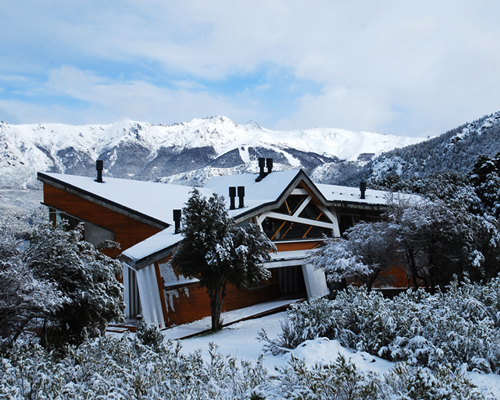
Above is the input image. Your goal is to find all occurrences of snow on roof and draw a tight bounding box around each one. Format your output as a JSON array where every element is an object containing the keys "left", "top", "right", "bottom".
[
  {"left": 316, "top": 183, "right": 389, "bottom": 206},
  {"left": 121, "top": 226, "right": 182, "bottom": 267},
  {"left": 204, "top": 169, "right": 301, "bottom": 217},
  {"left": 41, "top": 169, "right": 402, "bottom": 266},
  {"left": 41, "top": 172, "right": 205, "bottom": 225}
]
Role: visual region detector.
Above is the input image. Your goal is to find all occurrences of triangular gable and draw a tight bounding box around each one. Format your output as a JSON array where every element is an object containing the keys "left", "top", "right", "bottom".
[
  {"left": 250, "top": 171, "right": 341, "bottom": 240},
  {"left": 205, "top": 169, "right": 331, "bottom": 224}
]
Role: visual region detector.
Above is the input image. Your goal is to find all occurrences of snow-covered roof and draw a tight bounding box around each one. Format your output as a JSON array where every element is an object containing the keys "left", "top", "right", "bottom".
[
  {"left": 316, "top": 183, "right": 388, "bottom": 206},
  {"left": 121, "top": 226, "right": 182, "bottom": 268},
  {"left": 40, "top": 168, "right": 399, "bottom": 269},
  {"left": 205, "top": 169, "right": 301, "bottom": 218},
  {"left": 39, "top": 172, "right": 206, "bottom": 227}
]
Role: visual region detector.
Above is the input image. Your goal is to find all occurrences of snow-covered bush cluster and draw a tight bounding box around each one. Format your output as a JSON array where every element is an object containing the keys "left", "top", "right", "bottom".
[
  {"left": 267, "top": 355, "right": 486, "bottom": 400},
  {"left": 0, "top": 222, "right": 124, "bottom": 350},
  {"left": 0, "top": 333, "right": 268, "bottom": 399},
  {"left": 261, "top": 278, "right": 500, "bottom": 373},
  {"left": 1, "top": 331, "right": 491, "bottom": 399}
]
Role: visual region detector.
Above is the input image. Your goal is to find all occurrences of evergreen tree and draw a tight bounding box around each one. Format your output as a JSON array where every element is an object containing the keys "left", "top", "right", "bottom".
[
  {"left": 23, "top": 224, "right": 125, "bottom": 347},
  {"left": 170, "top": 189, "right": 275, "bottom": 331},
  {"left": 470, "top": 152, "right": 500, "bottom": 217},
  {"left": 0, "top": 229, "right": 64, "bottom": 345}
]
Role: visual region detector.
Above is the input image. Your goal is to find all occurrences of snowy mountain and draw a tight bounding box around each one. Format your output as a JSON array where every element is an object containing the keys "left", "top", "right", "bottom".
[
  {"left": 0, "top": 116, "right": 426, "bottom": 189},
  {"left": 337, "top": 111, "right": 500, "bottom": 187}
]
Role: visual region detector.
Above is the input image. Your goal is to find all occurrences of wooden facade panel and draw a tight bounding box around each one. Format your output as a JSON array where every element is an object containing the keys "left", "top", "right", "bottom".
[
  {"left": 276, "top": 241, "right": 322, "bottom": 252},
  {"left": 43, "top": 183, "right": 161, "bottom": 252},
  {"left": 377, "top": 265, "right": 408, "bottom": 288},
  {"left": 163, "top": 281, "right": 281, "bottom": 327}
]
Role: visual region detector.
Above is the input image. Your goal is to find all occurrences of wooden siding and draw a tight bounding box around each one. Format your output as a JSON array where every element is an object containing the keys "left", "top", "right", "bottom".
[
  {"left": 275, "top": 241, "right": 322, "bottom": 252},
  {"left": 43, "top": 183, "right": 161, "bottom": 252},
  {"left": 158, "top": 257, "right": 281, "bottom": 327},
  {"left": 162, "top": 280, "right": 281, "bottom": 327}
]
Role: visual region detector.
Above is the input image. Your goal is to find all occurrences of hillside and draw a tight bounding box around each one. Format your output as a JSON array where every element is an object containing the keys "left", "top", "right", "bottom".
[
  {"left": 335, "top": 111, "right": 500, "bottom": 187},
  {"left": 0, "top": 116, "right": 425, "bottom": 189}
]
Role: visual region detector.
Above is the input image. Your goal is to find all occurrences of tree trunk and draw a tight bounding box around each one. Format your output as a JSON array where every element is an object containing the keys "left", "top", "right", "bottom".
[
  {"left": 209, "top": 279, "right": 227, "bottom": 331},
  {"left": 366, "top": 268, "right": 381, "bottom": 292}
]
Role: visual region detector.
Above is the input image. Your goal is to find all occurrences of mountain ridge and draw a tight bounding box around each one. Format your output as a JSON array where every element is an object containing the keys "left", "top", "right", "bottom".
[
  {"left": 0, "top": 116, "right": 425, "bottom": 189},
  {"left": 335, "top": 111, "right": 500, "bottom": 188}
]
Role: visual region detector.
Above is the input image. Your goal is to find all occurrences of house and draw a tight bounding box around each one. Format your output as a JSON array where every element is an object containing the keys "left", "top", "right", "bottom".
[{"left": 37, "top": 158, "right": 406, "bottom": 328}]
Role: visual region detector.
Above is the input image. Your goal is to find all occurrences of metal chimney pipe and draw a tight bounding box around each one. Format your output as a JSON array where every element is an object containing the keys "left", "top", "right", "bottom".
[
  {"left": 237, "top": 186, "right": 245, "bottom": 208},
  {"left": 95, "top": 160, "right": 104, "bottom": 183},
  {"left": 266, "top": 158, "right": 273, "bottom": 174},
  {"left": 229, "top": 187, "right": 236, "bottom": 210},
  {"left": 173, "top": 209, "right": 182, "bottom": 234},
  {"left": 360, "top": 181, "right": 367, "bottom": 199},
  {"left": 258, "top": 157, "right": 265, "bottom": 176}
]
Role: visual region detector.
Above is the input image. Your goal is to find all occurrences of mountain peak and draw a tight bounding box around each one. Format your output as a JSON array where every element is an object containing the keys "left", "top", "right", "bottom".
[{"left": 0, "top": 117, "right": 427, "bottom": 189}]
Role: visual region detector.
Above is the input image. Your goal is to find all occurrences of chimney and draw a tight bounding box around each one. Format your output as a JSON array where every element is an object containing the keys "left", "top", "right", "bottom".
[
  {"left": 266, "top": 158, "right": 273, "bottom": 174},
  {"left": 256, "top": 157, "right": 273, "bottom": 182},
  {"left": 95, "top": 160, "right": 104, "bottom": 183},
  {"left": 360, "top": 181, "right": 367, "bottom": 200},
  {"left": 229, "top": 187, "right": 236, "bottom": 210},
  {"left": 173, "top": 209, "right": 182, "bottom": 234},
  {"left": 237, "top": 186, "right": 245, "bottom": 208}
]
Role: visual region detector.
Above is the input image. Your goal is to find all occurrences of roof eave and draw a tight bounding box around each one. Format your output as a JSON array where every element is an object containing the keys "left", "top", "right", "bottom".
[{"left": 37, "top": 172, "right": 170, "bottom": 231}]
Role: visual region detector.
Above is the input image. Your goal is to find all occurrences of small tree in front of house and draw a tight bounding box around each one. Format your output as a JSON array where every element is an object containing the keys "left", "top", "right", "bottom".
[
  {"left": 310, "top": 221, "right": 396, "bottom": 291},
  {"left": 170, "top": 189, "right": 275, "bottom": 331}
]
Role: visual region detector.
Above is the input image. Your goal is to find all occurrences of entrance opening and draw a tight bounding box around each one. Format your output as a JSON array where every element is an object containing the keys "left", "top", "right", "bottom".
[{"left": 273, "top": 265, "right": 306, "bottom": 297}]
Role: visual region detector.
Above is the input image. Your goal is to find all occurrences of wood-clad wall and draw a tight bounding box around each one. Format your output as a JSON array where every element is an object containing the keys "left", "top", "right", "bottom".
[
  {"left": 276, "top": 241, "right": 322, "bottom": 252},
  {"left": 43, "top": 183, "right": 161, "bottom": 252},
  {"left": 162, "top": 280, "right": 281, "bottom": 327}
]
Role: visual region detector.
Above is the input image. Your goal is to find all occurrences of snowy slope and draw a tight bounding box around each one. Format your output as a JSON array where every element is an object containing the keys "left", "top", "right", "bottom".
[
  {"left": 178, "top": 312, "right": 500, "bottom": 397},
  {"left": 337, "top": 111, "right": 500, "bottom": 187},
  {"left": 0, "top": 116, "right": 426, "bottom": 189}
]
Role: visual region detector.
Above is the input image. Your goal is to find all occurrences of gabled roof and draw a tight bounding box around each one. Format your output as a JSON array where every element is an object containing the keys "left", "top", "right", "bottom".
[{"left": 38, "top": 168, "right": 394, "bottom": 270}]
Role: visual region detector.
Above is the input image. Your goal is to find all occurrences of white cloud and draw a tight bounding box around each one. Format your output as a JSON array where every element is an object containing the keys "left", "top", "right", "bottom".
[
  {"left": 2, "top": 1, "right": 500, "bottom": 135},
  {"left": 1, "top": 65, "right": 256, "bottom": 125},
  {"left": 276, "top": 85, "right": 396, "bottom": 133}
]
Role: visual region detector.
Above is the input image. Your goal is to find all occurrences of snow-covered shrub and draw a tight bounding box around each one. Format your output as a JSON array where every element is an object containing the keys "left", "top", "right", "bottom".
[
  {"left": 259, "top": 297, "right": 340, "bottom": 354},
  {"left": 263, "top": 355, "right": 487, "bottom": 400},
  {"left": 23, "top": 223, "right": 125, "bottom": 348},
  {"left": 266, "top": 354, "right": 379, "bottom": 400},
  {"left": 136, "top": 319, "right": 164, "bottom": 351},
  {"left": 263, "top": 278, "right": 500, "bottom": 373},
  {"left": 383, "top": 363, "right": 485, "bottom": 400},
  {"left": 260, "top": 288, "right": 398, "bottom": 356},
  {"left": 1, "top": 333, "right": 492, "bottom": 399},
  {"left": 0, "top": 230, "right": 64, "bottom": 346},
  {"left": 311, "top": 221, "right": 396, "bottom": 291},
  {"left": 0, "top": 335, "right": 268, "bottom": 399}
]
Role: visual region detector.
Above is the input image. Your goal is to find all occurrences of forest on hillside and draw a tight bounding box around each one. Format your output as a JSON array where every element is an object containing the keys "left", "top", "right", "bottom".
[{"left": 335, "top": 111, "right": 500, "bottom": 188}]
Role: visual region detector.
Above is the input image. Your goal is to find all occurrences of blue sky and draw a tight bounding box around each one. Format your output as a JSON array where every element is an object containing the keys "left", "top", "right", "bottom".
[{"left": 1, "top": 1, "right": 500, "bottom": 137}]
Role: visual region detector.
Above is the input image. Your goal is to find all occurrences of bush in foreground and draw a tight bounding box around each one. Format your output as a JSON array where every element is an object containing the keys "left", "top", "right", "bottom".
[
  {"left": 260, "top": 277, "right": 500, "bottom": 373},
  {"left": 1, "top": 335, "right": 491, "bottom": 399}
]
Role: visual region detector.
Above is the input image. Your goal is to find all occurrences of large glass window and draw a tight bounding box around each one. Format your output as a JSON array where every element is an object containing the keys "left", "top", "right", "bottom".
[
  {"left": 275, "top": 195, "right": 308, "bottom": 216},
  {"left": 262, "top": 217, "right": 332, "bottom": 241}
]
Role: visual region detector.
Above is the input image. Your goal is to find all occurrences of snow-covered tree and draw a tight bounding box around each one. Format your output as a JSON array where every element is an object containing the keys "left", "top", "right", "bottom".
[
  {"left": 470, "top": 152, "right": 500, "bottom": 217},
  {"left": 0, "top": 230, "right": 64, "bottom": 345},
  {"left": 22, "top": 223, "right": 125, "bottom": 347},
  {"left": 384, "top": 195, "right": 482, "bottom": 289},
  {"left": 310, "top": 221, "right": 395, "bottom": 291},
  {"left": 170, "top": 189, "right": 275, "bottom": 331}
]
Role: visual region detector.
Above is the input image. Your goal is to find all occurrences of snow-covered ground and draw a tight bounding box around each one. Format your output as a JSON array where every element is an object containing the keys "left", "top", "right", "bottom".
[{"left": 177, "top": 312, "right": 500, "bottom": 397}]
